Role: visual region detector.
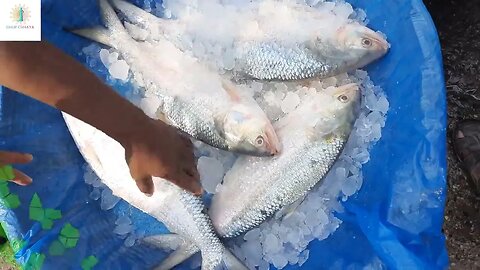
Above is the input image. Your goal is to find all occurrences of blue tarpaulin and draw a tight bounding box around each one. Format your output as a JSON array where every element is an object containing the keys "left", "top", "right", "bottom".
[{"left": 0, "top": 0, "right": 448, "bottom": 269}]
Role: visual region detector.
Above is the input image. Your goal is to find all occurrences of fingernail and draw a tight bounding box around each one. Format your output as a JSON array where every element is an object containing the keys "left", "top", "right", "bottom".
[
  {"left": 26, "top": 154, "right": 33, "bottom": 161},
  {"left": 144, "top": 192, "right": 153, "bottom": 197}
]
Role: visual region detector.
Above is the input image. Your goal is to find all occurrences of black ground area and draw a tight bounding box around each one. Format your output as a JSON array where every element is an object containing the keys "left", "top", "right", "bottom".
[{"left": 425, "top": 0, "right": 480, "bottom": 268}]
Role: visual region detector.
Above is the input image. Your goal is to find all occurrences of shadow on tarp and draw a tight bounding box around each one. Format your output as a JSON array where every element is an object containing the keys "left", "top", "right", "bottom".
[{"left": 0, "top": 0, "right": 448, "bottom": 269}]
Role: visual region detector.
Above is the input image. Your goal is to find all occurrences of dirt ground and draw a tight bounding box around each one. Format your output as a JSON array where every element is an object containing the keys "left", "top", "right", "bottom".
[{"left": 425, "top": 0, "right": 480, "bottom": 268}]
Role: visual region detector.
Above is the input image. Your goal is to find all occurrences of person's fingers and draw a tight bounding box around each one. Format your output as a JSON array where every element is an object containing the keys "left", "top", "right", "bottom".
[
  {"left": 172, "top": 172, "right": 202, "bottom": 196},
  {"left": 184, "top": 166, "right": 200, "bottom": 182},
  {"left": 180, "top": 151, "right": 196, "bottom": 169},
  {"left": 134, "top": 175, "right": 154, "bottom": 196},
  {"left": 11, "top": 169, "right": 32, "bottom": 186},
  {"left": 180, "top": 135, "right": 193, "bottom": 149},
  {"left": 0, "top": 151, "right": 33, "bottom": 164},
  {"left": 127, "top": 159, "right": 154, "bottom": 196}
]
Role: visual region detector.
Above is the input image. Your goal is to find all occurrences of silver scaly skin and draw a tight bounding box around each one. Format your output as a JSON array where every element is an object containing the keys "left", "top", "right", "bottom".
[
  {"left": 72, "top": 0, "right": 281, "bottom": 157},
  {"left": 110, "top": 0, "right": 389, "bottom": 82},
  {"left": 209, "top": 83, "right": 360, "bottom": 238},
  {"left": 238, "top": 41, "right": 339, "bottom": 81},
  {"left": 62, "top": 112, "right": 247, "bottom": 270}
]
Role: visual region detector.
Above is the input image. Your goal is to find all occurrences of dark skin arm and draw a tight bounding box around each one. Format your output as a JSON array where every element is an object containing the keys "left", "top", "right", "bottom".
[{"left": 0, "top": 41, "right": 201, "bottom": 195}]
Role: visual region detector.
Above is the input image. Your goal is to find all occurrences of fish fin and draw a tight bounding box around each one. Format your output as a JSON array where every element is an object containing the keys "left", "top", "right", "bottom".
[
  {"left": 221, "top": 79, "right": 242, "bottom": 103},
  {"left": 156, "top": 243, "right": 199, "bottom": 270},
  {"left": 221, "top": 249, "right": 249, "bottom": 270},
  {"left": 143, "top": 234, "right": 187, "bottom": 250},
  {"left": 111, "top": 0, "right": 172, "bottom": 29},
  {"left": 71, "top": 27, "right": 115, "bottom": 47},
  {"left": 144, "top": 234, "right": 199, "bottom": 270},
  {"left": 70, "top": 0, "right": 131, "bottom": 48},
  {"left": 275, "top": 195, "right": 306, "bottom": 220}
]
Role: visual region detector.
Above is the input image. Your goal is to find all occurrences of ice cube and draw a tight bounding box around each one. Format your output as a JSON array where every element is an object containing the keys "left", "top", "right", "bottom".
[
  {"left": 298, "top": 249, "right": 310, "bottom": 266},
  {"left": 334, "top": 3, "right": 354, "bottom": 19},
  {"left": 108, "top": 60, "right": 130, "bottom": 81},
  {"left": 377, "top": 95, "right": 390, "bottom": 114},
  {"left": 115, "top": 215, "right": 132, "bottom": 225},
  {"left": 124, "top": 234, "right": 136, "bottom": 247},
  {"left": 197, "top": 156, "right": 225, "bottom": 194},
  {"left": 244, "top": 228, "right": 261, "bottom": 241},
  {"left": 140, "top": 97, "right": 163, "bottom": 118},
  {"left": 263, "top": 233, "right": 281, "bottom": 254},
  {"left": 100, "top": 189, "right": 121, "bottom": 210},
  {"left": 241, "top": 240, "right": 263, "bottom": 265},
  {"left": 108, "top": 52, "right": 119, "bottom": 64},
  {"left": 99, "top": 49, "right": 110, "bottom": 68},
  {"left": 114, "top": 223, "right": 134, "bottom": 235},
  {"left": 342, "top": 175, "right": 359, "bottom": 196},
  {"left": 281, "top": 92, "right": 300, "bottom": 114},
  {"left": 258, "top": 260, "right": 270, "bottom": 270},
  {"left": 271, "top": 253, "right": 288, "bottom": 269},
  {"left": 89, "top": 188, "right": 101, "bottom": 200}
]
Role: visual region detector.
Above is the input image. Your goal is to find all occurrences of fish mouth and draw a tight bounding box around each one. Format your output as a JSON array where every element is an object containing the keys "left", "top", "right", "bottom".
[
  {"left": 366, "top": 31, "right": 390, "bottom": 53},
  {"left": 265, "top": 124, "right": 281, "bottom": 155}
]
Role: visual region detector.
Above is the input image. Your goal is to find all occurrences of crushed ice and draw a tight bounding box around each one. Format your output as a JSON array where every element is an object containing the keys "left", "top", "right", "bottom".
[{"left": 79, "top": 0, "right": 390, "bottom": 268}]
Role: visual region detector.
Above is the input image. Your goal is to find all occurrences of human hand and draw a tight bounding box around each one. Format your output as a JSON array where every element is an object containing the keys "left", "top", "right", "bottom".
[
  {"left": 0, "top": 151, "right": 33, "bottom": 185},
  {"left": 121, "top": 119, "right": 201, "bottom": 196}
]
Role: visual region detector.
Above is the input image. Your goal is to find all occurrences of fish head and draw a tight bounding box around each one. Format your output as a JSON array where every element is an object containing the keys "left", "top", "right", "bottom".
[
  {"left": 334, "top": 23, "right": 389, "bottom": 69},
  {"left": 310, "top": 83, "right": 360, "bottom": 136},
  {"left": 221, "top": 104, "right": 281, "bottom": 156}
]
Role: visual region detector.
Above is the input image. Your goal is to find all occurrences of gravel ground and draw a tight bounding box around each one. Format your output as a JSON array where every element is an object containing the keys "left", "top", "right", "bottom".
[{"left": 425, "top": 0, "right": 480, "bottom": 268}]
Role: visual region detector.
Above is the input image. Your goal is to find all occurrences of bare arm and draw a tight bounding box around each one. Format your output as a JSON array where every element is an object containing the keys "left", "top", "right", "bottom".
[{"left": 0, "top": 41, "right": 201, "bottom": 195}]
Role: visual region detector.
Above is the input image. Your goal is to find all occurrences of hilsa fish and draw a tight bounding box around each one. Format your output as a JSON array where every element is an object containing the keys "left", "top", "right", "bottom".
[
  {"left": 72, "top": 0, "right": 280, "bottom": 156},
  {"left": 110, "top": 0, "right": 389, "bottom": 81},
  {"left": 63, "top": 113, "right": 248, "bottom": 270},
  {"left": 209, "top": 83, "right": 360, "bottom": 237},
  {"left": 134, "top": 83, "right": 361, "bottom": 268}
]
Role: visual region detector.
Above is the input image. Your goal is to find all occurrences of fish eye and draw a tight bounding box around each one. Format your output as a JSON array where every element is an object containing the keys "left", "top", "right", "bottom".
[
  {"left": 338, "top": 94, "right": 349, "bottom": 103},
  {"left": 255, "top": 136, "right": 264, "bottom": 146},
  {"left": 361, "top": 38, "right": 372, "bottom": 47}
]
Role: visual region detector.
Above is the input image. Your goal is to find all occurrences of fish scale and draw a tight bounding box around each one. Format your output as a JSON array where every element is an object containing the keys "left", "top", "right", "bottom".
[
  {"left": 161, "top": 95, "right": 229, "bottom": 150},
  {"left": 218, "top": 137, "right": 344, "bottom": 237},
  {"left": 239, "top": 41, "right": 337, "bottom": 81}
]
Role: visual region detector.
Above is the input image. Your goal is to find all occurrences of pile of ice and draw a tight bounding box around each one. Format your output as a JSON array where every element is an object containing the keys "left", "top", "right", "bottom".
[
  {"left": 79, "top": 0, "right": 389, "bottom": 269},
  {"left": 195, "top": 70, "right": 388, "bottom": 269},
  {"left": 84, "top": 164, "right": 145, "bottom": 247}
]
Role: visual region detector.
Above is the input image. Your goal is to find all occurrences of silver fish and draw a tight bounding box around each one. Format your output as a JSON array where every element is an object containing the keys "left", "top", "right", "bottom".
[
  {"left": 110, "top": 0, "right": 389, "bottom": 81},
  {"left": 209, "top": 83, "right": 360, "bottom": 237},
  {"left": 128, "top": 83, "right": 362, "bottom": 268},
  {"left": 72, "top": 0, "right": 280, "bottom": 156},
  {"left": 63, "top": 113, "right": 247, "bottom": 270}
]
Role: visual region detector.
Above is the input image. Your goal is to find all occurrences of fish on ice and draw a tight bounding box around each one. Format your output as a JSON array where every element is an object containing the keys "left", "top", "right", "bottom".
[
  {"left": 110, "top": 0, "right": 389, "bottom": 81},
  {"left": 63, "top": 112, "right": 248, "bottom": 270},
  {"left": 209, "top": 83, "right": 361, "bottom": 237},
  {"left": 143, "top": 83, "right": 361, "bottom": 268},
  {"left": 72, "top": 0, "right": 280, "bottom": 156}
]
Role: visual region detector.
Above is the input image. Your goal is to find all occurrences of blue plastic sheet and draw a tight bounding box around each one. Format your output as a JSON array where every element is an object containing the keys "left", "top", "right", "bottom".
[{"left": 0, "top": 0, "right": 448, "bottom": 269}]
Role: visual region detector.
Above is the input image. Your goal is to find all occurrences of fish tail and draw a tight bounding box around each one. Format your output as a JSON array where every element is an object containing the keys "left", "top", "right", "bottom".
[
  {"left": 70, "top": 0, "right": 132, "bottom": 49},
  {"left": 111, "top": 0, "right": 162, "bottom": 27},
  {"left": 155, "top": 245, "right": 198, "bottom": 270},
  {"left": 220, "top": 249, "right": 249, "bottom": 270}
]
